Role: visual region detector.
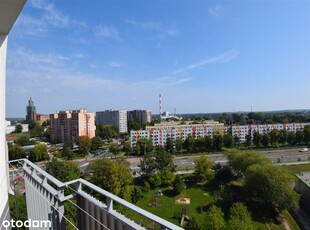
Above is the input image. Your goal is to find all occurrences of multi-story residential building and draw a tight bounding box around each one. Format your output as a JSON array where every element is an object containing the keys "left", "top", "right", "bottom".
[
  {"left": 127, "top": 109, "right": 152, "bottom": 125},
  {"left": 50, "top": 109, "right": 95, "bottom": 143},
  {"left": 131, "top": 121, "right": 227, "bottom": 148},
  {"left": 232, "top": 122, "right": 310, "bottom": 143},
  {"left": 96, "top": 109, "right": 128, "bottom": 133}
]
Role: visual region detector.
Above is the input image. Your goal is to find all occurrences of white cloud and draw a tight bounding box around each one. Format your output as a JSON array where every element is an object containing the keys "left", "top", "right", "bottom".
[
  {"left": 126, "top": 20, "right": 161, "bottom": 30},
  {"left": 126, "top": 19, "right": 178, "bottom": 39},
  {"left": 109, "top": 61, "right": 121, "bottom": 68},
  {"left": 15, "top": 0, "right": 84, "bottom": 35},
  {"left": 209, "top": 4, "right": 223, "bottom": 18},
  {"left": 94, "top": 25, "right": 121, "bottom": 41},
  {"left": 173, "top": 50, "right": 239, "bottom": 74},
  {"left": 131, "top": 76, "right": 190, "bottom": 90}
]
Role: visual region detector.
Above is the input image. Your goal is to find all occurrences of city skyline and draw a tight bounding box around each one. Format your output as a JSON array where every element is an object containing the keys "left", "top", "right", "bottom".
[{"left": 6, "top": 0, "right": 310, "bottom": 117}]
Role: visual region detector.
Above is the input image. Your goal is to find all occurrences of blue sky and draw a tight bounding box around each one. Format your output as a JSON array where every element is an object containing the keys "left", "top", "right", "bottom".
[{"left": 6, "top": 0, "right": 310, "bottom": 117}]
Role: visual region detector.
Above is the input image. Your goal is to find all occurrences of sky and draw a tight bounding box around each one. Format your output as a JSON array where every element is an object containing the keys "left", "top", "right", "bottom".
[{"left": 6, "top": 0, "right": 310, "bottom": 117}]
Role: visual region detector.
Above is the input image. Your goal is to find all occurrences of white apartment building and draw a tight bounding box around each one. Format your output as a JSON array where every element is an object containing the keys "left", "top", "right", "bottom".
[
  {"left": 96, "top": 110, "right": 128, "bottom": 133},
  {"left": 232, "top": 122, "right": 310, "bottom": 143},
  {"left": 131, "top": 121, "right": 227, "bottom": 148}
]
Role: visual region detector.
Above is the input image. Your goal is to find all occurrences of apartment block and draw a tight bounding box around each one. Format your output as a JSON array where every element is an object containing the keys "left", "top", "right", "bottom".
[
  {"left": 131, "top": 121, "right": 227, "bottom": 148},
  {"left": 232, "top": 122, "right": 310, "bottom": 143},
  {"left": 96, "top": 110, "right": 128, "bottom": 133},
  {"left": 50, "top": 109, "right": 95, "bottom": 143},
  {"left": 127, "top": 109, "right": 152, "bottom": 125}
]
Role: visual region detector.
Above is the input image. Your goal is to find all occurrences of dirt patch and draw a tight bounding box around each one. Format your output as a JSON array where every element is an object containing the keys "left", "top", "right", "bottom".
[{"left": 175, "top": 198, "right": 190, "bottom": 205}]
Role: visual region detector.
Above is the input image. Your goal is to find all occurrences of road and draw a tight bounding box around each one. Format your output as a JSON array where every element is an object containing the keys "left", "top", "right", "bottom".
[{"left": 126, "top": 147, "right": 310, "bottom": 173}]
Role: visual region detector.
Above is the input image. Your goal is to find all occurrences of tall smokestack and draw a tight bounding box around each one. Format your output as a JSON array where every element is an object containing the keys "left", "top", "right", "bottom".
[{"left": 159, "top": 94, "right": 162, "bottom": 116}]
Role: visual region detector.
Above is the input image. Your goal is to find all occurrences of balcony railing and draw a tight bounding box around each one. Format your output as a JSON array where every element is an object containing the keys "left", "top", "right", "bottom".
[{"left": 8, "top": 159, "right": 183, "bottom": 230}]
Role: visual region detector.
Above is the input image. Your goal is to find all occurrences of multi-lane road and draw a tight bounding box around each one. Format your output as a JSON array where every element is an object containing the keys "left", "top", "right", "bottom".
[{"left": 126, "top": 148, "right": 310, "bottom": 173}]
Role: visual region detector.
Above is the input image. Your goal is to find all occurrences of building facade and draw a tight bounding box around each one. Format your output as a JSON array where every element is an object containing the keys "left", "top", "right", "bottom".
[
  {"left": 0, "top": 0, "right": 26, "bottom": 225},
  {"left": 26, "top": 97, "right": 49, "bottom": 124},
  {"left": 131, "top": 121, "right": 226, "bottom": 148},
  {"left": 127, "top": 109, "right": 152, "bottom": 125},
  {"left": 50, "top": 109, "right": 95, "bottom": 143},
  {"left": 26, "top": 97, "right": 36, "bottom": 122},
  {"left": 295, "top": 172, "right": 310, "bottom": 211},
  {"left": 96, "top": 110, "right": 128, "bottom": 133},
  {"left": 232, "top": 123, "right": 310, "bottom": 143}
]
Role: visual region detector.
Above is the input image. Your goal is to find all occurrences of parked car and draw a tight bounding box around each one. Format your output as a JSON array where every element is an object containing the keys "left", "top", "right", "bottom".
[{"left": 299, "top": 148, "right": 309, "bottom": 152}]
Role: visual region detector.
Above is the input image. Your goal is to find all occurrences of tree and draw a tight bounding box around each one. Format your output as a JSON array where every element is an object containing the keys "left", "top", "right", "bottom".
[
  {"left": 8, "top": 144, "right": 26, "bottom": 160},
  {"left": 173, "top": 174, "right": 185, "bottom": 195},
  {"left": 165, "top": 137, "right": 174, "bottom": 153},
  {"left": 90, "top": 136, "right": 103, "bottom": 151},
  {"left": 86, "top": 158, "right": 133, "bottom": 198},
  {"left": 245, "top": 164, "right": 299, "bottom": 211},
  {"left": 252, "top": 131, "right": 262, "bottom": 148},
  {"left": 95, "top": 124, "right": 118, "bottom": 140},
  {"left": 136, "top": 138, "right": 153, "bottom": 155},
  {"left": 261, "top": 134, "right": 270, "bottom": 148},
  {"left": 213, "top": 134, "right": 223, "bottom": 151},
  {"left": 214, "top": 165, "right": 234, "bottom": 184},
  {"left": 45, "top": 158, "right": 80, "bottom": 182},
  {"left": 303, "top": 125, "right": 310, "bottom": 144},
  {"left": 109, "top": 142, "right": 120, "bottom": 157},
  {"left": 193, "top": 155, "right": 214, "bottom": 182},
  {"left": 127, "top": 120, "right": 143, "bottom": 131},
  {"left": 28, "top": 120, "right": 37, "bottom": 130},
  {"left": 15, "top": 135, "right": 34, "bottom": 146},
  {"left": 131, "top": 186, "right": 143, "bottom": 203},
  {"left": 295, "top": 130, "right": 304, "bottom": 145},
  {"left": 245, "top": 134, "right": 252, "bottom": 148},
  {"left": 279, "top": 129, "right": 287, "bottom": 146},
  {"left": 30, "top": 121, "right": 44, "bottom": 137},
  {"left": 183, "top": 135, "right": 195, "bottom": 153},
  {"left": 14, "top": 124, "right": 23, "bottom": 133},
  {"left": 62, "top": 146, "right": 75, "bottom": 160},
  {"left": 194, "top": 137, "right": 206, "bottom": 152},
  {"left": 270, "top": 129, "right": 280, "bottom": 146},
  {"left": 234, "top": 135, "right": 240, "bottom": 147},
  {"left": 223, "top": 134, "right": 234, "bottom": 148},
  {"left": 175, "top": 137, "right": 183, "bottom": 151},
  {"left": 205, "top": 135, "right": 213, "bottom": 151},
  {"left": 287, "top": 131, "right": 296, "bottom": 145},
  {"left": 227, "top": 203, "right": 253, "bottom": 230},
  {"left": 77, "top": 136, "right": 91, "bottom": 156},
  {"left": 154, "top": 146, "right": 175, "bottom": 174},
  {"left": 123, "top": 142, "right": 132, "bottom": 156},
  {"left": 228, "top": 151, "right": 271, "bottom": 176},
  {"left": 184, "top": 218, "right": 199, "bottom": 230},
  {"left": 29, "top": 143, "right": 49, "bottom": 162},
  {"left": 204, "top": 205, "right": 225, "bottom": 230},
  {"left": 139, "top": 153, "right": 157, "bottom": 179},
  {"left": 161, "top": 167, "right": 174, "bottom": 186}
]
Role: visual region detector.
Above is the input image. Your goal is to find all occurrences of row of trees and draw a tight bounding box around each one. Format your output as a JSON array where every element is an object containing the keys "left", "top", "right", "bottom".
[
  {"left": 9, "top": 142, "right": 49, "bottom": 162},
  {"left": 183, "top": 111, "right": 310, "bottom": 125},
  {"left": 250, "top": 126, "right": 310, "bottom": 148}
]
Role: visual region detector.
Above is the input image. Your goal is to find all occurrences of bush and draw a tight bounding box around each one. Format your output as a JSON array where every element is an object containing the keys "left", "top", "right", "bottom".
[
  {"left": 131, "top": 186, "right": 143, "bottom": 203},
  {"left": 141, "top": 181, "right": 150, "bottom": 193},
  {"left": 173, "top": 174, "right": 186, "bottom": 195}
]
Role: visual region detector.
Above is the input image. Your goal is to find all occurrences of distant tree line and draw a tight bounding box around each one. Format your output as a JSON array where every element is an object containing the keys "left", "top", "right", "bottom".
[{"left": 180, "top": 111, "right": 310, "bottom": 125}]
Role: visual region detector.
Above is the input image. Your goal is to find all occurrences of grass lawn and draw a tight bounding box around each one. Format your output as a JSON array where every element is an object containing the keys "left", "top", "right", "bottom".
[
  {"left": 119, "top": 176, "right": 299, "bottom": 229},
  {"left": 281, "top": 163, "right": 310, "bottom": 175}
]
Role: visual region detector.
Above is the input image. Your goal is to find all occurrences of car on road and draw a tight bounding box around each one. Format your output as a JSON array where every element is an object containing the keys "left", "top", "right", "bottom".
[{"left": 299, "top": 148, "right": 309, "bottom": 152}]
